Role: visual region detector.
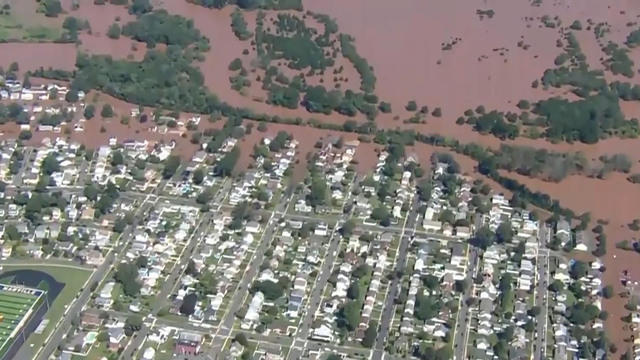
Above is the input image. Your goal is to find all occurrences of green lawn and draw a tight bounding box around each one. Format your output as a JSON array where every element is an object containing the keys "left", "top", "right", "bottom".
[
  {"left": 0, "top": 263, "right": 93, "bottom": 353},
  {"left": 0, "top": 14, "right": 61, "bottom": 42}
]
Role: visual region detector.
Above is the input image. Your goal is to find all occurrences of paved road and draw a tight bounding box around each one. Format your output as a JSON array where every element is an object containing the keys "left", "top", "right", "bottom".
[
  {"left": 209, "top": 187, "right": 294, "bottom": 359},
  {"left": 31, "top": 197, "right": 156, "bottom": 360},
  {"left": 533, "top": 223, "right": 551, "bottom": 360},
  {"left": 287, "top": 221, "right": 342, "bottom": 360},
  {"left": 119, "top": 211, "right": 212, "bottom": 359},
  {"left": 452, "top": 246, "right": 479, "bottom": 360},
  {"left": 119, "top": 181, "right": 230, "bottom": 360},
  {"left": 371, "top": 195, "right": 419, "bottom": 360}
]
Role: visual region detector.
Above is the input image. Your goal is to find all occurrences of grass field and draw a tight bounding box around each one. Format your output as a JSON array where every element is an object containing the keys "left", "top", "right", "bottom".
[
  {"left": 0, "top": 263, "right": 93, "bottom": 355},
  {"left": 0, "top": 1, "right": 62, "bottom": 42},
  {"left": 0, "top": 284, "right": 43, "bottom": 358}
]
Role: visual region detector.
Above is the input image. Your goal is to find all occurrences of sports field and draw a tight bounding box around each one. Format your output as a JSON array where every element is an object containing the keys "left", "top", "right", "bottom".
[{"left": 0, "top": 284, "right": 44, "bottom": 358}]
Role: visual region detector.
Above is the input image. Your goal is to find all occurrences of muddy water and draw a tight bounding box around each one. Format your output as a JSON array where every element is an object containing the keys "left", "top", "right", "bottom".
[
  {"left": 0, "top": 43, "right": 77, "bottom": 74},
  {"left": 71, "top": 1, "right": 148, "bottom": 60}
]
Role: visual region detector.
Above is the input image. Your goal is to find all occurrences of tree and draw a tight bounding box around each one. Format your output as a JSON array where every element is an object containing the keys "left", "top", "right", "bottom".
[
  {"left": 65, "top": 89, "right": 79, "bottom": 102},
  {"left": 340, "top": 219, "right": 356, "bottom": 237},
  {"left": 41, "top": 153, "right": 60, "bottom": 175},
  {"left": 84, "top": 104, "right": 96, "bottom": 119},
  {"left": 235, "top": 333, "right": 249, "bottom": 346},
  {"left": 415, "top": 291, "right": 441, "bottom": 321},
  {"left": 338, "top": 300, "right": 361, "bottom": 331},
  {"left": 602, "top": 285, "right": 614, "bottom": 299},
  {"left": 438, "top": 209, "right": 455, "bottom": 224},
  {"left": 406, "top": 100, "right": 417, "bottom": 111},
  {"left": 378, "top": 102, "right": 392, "bottom": 113},
  {"left": 84, "top": 184, "right": 99, "bottom": 201},
  {"left": 107, "top": 23, "right": 121, "bottom": 39},
  {"left": 362, "top": 321, "right": 377, "bottom": 348},
  {"left": 124, "top": 315, "right": 143, "bottom": 336},
  {"left": 495, "top": 222, "right": 513, "bottom": 243},
  {"left": 216, "top": 146, "right": 240, "bottom": 177},
  {"left": 101, "top": 104, "right": 114, "bottom": 118},
  {"left": 470, "top": 226, "right": 495, "bottom": 249},
  {"left": 180, "top": 293, "right": 197, "bottom": 315},
  {"left": 4, "top": 224, "right": 20, "bottom": 241},
  {"left": 253, "top": 280, "right": 284, "bottom": 300},
  {"left": 129, "top": 0, "right": 153, "bottom": 15},
  {"left": 162, "top": 155, "right": 180, "bottom": 179},
  {"left": 114, "top": 262, "right": 141, "bottom": 297},
  {"left": 347, "top": 281, "right": 360, "bottom": 300},
  {"left": 416, "top": 179, "right": 432, "bottom": 201},
  {"left": 192, "top": 167, "right": 205, "bottom": 185},
  {"left": 570, "top": 260, "right": 589, "bottom": 280},
  {"left": 42, "top": 0, "right": 63, "bottom": 17},
  {"left": 431, "top": 107, "right": 442, "bottom": 117},
  {"left": 307, "top": 175, "right": 327, "bottom": 207},
  {"left": 110, "top": 151, "right": 124, "bottom": 166}
]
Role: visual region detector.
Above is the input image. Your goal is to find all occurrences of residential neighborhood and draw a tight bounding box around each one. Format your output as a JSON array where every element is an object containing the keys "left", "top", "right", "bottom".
[{"left": 0, "top": 83, "right": 613, "bottom": 360}]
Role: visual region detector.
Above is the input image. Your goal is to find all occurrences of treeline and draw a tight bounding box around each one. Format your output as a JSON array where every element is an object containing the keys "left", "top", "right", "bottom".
[
  {"left": 230, "top": 9, "right": 252, "bottom": 41},
  {"left": 71, "top": 48, "right": 219, "bottom": 113},
  {"left": 340, "top": 34, "right": 376, "bottom": 93},
  {"left": 121, "top": 10, "right": 209, "bottom": 49},
  {"left": 187, "top": 0, "right": 302, "bottom": 10},
  {"left": 460, "top": 31, "right": 640, "bottom": 144},
  {"left": 492, "top": 145, "right": 586, "bottom": 182},
  {"left": 458, "top": 108, "right": 519, "bottom": 140}
]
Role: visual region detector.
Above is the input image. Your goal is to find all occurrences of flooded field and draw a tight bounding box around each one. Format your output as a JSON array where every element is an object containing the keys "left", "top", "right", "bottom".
[{"left": 0, "top": 43, "right": 76, "bottom": 74}]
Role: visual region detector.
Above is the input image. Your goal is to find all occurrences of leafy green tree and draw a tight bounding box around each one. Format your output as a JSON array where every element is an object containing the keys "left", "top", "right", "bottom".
[
  {"left": 406, "top": 100, "right": 417, "bottom": 111},
  {"left": 338, "top": 300, "right": 361, "bottom": 331},
  {"left": 101, "top": 104, "right": 114, "bottom": 118},
  {"left": 162, "top": 155, "right": 180, "bottom": 179},
  {"left": 570, "top": 260, "right": 589, "bottom": 280},
  {"left": 253, "top": 280, "right": 284, "bottom": 300},
  {"left": 495, "top": 222, "right": 513, "bottom": 243},
  {"left": 235, "top": 333, "right": 249, "bottom": 346},
  {"left": 42, "top": 0, "right": 63, "bottom": 17},
  {"left": 129, "top": 0, "right": 153, "bottom": 15},
  {"left": 124, "top": 315, "right": 143, "bottom": 336},
  {"left": 84, "top": 184, "right": 99, "bottom": 201},
  {"left": 192, "top": 167, "right": 205, "bottom": 185},
  {"left": 114, "top": 262, "right": 141, "bottom": 297},
  {"left": 84, "top": 104, "right": 96, "bottom": 119},
  {"left": 470, "top": 226, "right": 495, "bottom": 249},
  {"left": 340, "top": 219, "right": 356, "bottom": 237},
  {"left": 107, "top": 23, "right": 121, "bottom": 39},
  {"left": 601, "top": 285, "right": 614, "bottom": 299},
  {"left": 362, "top": 321, "right": 378, "bottom": 348}
]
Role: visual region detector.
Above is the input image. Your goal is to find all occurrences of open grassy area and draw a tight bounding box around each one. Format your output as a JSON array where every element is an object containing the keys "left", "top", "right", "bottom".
[
  {"left": 0, "top": 263, "right": 93, "bottom": 353},
  {"left": 0, "top": 4, "right": 62, "bottom": 42}
]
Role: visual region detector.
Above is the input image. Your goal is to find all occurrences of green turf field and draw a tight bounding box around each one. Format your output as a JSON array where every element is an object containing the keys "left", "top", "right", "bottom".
[{"left": 0, "top": 284, "right": 44, "bottom": 358}]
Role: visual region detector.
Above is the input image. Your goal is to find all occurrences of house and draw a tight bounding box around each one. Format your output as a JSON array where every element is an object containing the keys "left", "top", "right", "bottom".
[
  {"left": 80, "top": 310, "right": 102, "bottom": 329},
  {"left": 450, "top": 243, "right": 466, "bottom": 267},
  {"left": 556, "top": 219, "right": 571, "bottom": 244},
  {"left": 108, "top": 326, "right": 125, "bottom": 351},
  {"left": 246, "top": 221, "right": 261, "bottom": 234},
  {"left": 574, "top": 231, "right": 593, "bottom": 252},
  {"left": 175, "top": 332, "right": 202, "bottom": 355}
]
